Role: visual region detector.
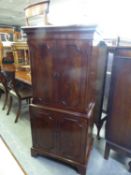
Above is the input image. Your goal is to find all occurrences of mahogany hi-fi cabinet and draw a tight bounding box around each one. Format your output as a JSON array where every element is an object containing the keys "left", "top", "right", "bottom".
[{"left": 23, "top": 25, "right": 107, "bottom": 175}]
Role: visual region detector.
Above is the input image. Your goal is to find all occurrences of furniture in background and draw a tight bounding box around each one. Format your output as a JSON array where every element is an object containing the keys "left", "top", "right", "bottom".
[
  {"left": 0, "top": 27, "right": 20, "bottom": 42},
  {"left": 11, "top": 42, "right": 29, "bottom": 65},
  {"left": 1, "top": 63, "right": 32, "bottom": 123},
  {"left": 7, "top": 78, "right": 32, "bottom": 123},
  {"left": 97, "top": 37, "right": 128, "bottom": 139},
  {"left": 93, "top": 44, "right": 108, "bottom": 139},
  {"left": 104, "top": 46, "right": 131, "bottom": 171},
  {"left": 102, "top": 51, "right": 113, "bottom": 113},
  {"left": 97, "top": 38, "right": 131, "bottom": 139},
  {"left": 1, "top": 63, "right": 32, "bottom": 86},
  {"left": 1, "top": 63, "right": 16, "bottom": 72},
  {"left": 0, "top": 26, "right": 21, "bottom": 64},
  {"left": 0, "top": 40, "right": 3, "bottom": 64},
  {"left": 96, "top": 47, "right": 114, "bottom": 139},
  {"left": 1, "top": 41, "right": 13, "bottom": 64},
  {"left": 0, "top": 69, "right": 9, "bottom": 110},
  {"left": 15, "top": 69, "right": 31, "bottom": 86},
  {"left": 0, "top": 64, "right": 15, "bottom": 110},
  {"left": 23, "top": 25, "right": 107, "bottom": 175},
  {"left": 2, "top": 51, "right": 14, "bottom": 64},
  {"left": 24, "top": 0, "right": 50, "bottom": 26}
]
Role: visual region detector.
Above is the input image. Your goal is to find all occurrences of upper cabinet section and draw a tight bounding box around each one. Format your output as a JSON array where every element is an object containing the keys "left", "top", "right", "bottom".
[
  {"left": 23, "top": 25, "right": 107, "bottom": 113},
  {"left": 22, "top": 25, "right": 103, "bottom": 44}
]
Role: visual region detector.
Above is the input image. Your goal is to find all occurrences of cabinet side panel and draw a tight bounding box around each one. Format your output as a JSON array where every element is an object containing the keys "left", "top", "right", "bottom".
[{"left": 106, "top": 57, "right": 131, "bottom": 149}]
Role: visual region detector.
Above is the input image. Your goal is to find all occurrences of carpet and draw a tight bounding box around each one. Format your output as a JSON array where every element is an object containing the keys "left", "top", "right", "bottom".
[{"left": 0, "top": 136, "right": 27, "bottom": 175}]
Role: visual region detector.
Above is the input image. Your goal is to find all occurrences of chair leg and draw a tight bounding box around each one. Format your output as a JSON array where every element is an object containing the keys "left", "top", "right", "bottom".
[
  {"left": 29, "top": 98, "right": 31, "bottom": 104},
  {"left": 0, "top": 89, "right": 4, "bottom": 99},
  {"left": 97, "top": 116, "right": 107, "bottom": 140},
  {"left": 7, "top": 96, "right": 13, "bottom": 115},
  {"left": 15, "top": 99, "right": 21, "bottom": 123},
  {"left": 0, "top": 91, "right": 2, "bottom": 99},
  {"left": 26, "top": 98, "right": 31, "bottom": 104},
  {"left": 2, "top": 92, "right": 8, "bottom": 110}
]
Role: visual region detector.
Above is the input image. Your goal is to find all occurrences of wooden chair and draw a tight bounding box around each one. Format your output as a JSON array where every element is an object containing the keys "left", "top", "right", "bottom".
[
  {"left": 0, "top": 70, "right": 9, "bottom": 110},
  {"left": 24, "top": 0, "right": 50, "bottom": 26},
  {"left": 7, "top": 79, "right": 32, "bottom": 123}
]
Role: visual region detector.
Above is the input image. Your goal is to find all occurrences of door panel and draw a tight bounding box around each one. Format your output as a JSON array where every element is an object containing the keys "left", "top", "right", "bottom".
[
  {"left": 58, "top": 114, "right": 88, "bottom": 162},
  {"left": 29, "top": 39, "right": 91, "bottom": 112},
  {"left": 30, "top": 105, "right": 57, "bottom": 152}
]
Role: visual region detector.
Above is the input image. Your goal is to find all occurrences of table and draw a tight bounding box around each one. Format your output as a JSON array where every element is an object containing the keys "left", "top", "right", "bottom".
[
  {"left": 1, "top": 64, "right": 32, "bottom": 85},
  {"left": 15, "top": 70, "right": 31, "bottom": 85},
  {"left": 1, "top": 63, "right": 16, "bottom": 72}
]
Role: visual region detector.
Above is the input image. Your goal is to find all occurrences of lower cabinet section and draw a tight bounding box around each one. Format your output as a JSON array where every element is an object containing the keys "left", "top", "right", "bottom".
[{"left": 30, "top": 104, "right": 93, "bottom": 175}]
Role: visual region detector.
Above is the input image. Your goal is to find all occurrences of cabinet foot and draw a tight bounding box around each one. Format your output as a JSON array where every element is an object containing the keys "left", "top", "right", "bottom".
[
  {"left": 97, "top": 116, "right": 107, "bottom": 140},
  {"left": 104, "top": 142, "right": 110, "bottom": 160},
  {"left": 77, "top": 165, "right": 86, "bottom": 175},
  {"left": 31, "top": 148, "right": 39, "bottom": 157},
  {"left": 97, "top": 128, "right": 101, "bottom": 140},
  {"left": 129, "top": 161, "right": 131, "bottom": 172}
]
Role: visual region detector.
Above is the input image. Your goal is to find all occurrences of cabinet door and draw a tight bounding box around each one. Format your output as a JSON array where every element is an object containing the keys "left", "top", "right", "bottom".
[
  {"left": 55, "top": 40, "right": 90, "bottom": 112},
  {"left": 29, "top": 39, "right": 91, "bottom": 112},
  {"left": 30, "top": 105, "right": 57, "bottom": 153},
  {"left": 58, "top": 114, "right": 88, "bottom": 162},
  {"left": 29, "top": 40, "right": 56, "bottom": 104}
]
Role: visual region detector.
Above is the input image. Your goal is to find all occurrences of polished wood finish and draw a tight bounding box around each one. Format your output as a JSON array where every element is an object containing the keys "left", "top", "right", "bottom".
[
  {"left": 15, "top": 70, "right": 31, "bottom": 85},
  {"left": 23, "top": 25, "right": 107, "bottom": 175},
  {"left": 104, "top": 47, "right": 131, "bottom": 171}
]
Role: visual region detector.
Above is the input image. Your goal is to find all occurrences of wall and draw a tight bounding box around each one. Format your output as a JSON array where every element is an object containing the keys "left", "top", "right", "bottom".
[{"left": 48, "top": 0, "right": 88, "bottom": 25}]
